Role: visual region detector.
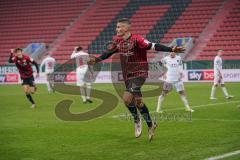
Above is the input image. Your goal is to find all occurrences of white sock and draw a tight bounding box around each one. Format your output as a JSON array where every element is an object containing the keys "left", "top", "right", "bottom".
[
  {"left": 210, "top": 85, "right": 216, "bottom": 98},
  {"left": 221, "top": 87, "right": 229, "bottom": 97},
  {"left": 156, "top": 95, "right": 165, "bottom": 112},
  {"left": 80, "top": 86, "right": 86, "bottom": 101},
  {"left": 180, "top": 95, "right": 190, "bottom": 110},
  {"left": 46, "top": 82, "right": 52, "bottom": 92},
  {"left": 86, "top": 83, "right": 92, "bottom": 99}
]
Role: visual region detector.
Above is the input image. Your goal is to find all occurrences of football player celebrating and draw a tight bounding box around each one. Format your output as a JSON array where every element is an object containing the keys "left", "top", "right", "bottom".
[
  {"left": 88, "top": 18, "right": 184, "bottom": 141},
  {"left": 8, "top": 48, "right": 39, "bottom": 108},
  {"left": 156, "top": 52, "right": 194, "bottom": 113}
]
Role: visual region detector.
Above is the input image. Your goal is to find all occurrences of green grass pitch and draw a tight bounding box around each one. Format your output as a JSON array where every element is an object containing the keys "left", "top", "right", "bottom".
[{"left": 0, "top": 83, "right": 240, "bottom": 160}]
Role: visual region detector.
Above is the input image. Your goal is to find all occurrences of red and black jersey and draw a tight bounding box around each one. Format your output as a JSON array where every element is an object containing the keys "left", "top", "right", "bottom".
[
  {"left": 113, "top": 34, "right": 151, "bottom": 80},
  {"left": 98, "top": 34, "right": 173, "bottom": 81},
  {"left": 11, "top": 54, "right": 34, "bottom": 78}
]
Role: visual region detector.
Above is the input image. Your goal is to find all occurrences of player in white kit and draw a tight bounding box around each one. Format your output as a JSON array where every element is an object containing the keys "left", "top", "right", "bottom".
[
  {"left": 156, "top": 52, "right": 194, "bottom": 113},
  {"left": 210, "top": 50, "right": 233, "bottom": 100},
  {"left": 71, "top": 46, "right": 94, "bottom": 103},
  {"left": 40, "top": 55, "right": 55, "bottom": 93}
]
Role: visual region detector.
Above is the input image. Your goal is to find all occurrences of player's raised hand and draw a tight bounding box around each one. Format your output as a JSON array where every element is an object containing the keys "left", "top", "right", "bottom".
[
  {"left": 74, "top": 46, "right": 79, "bottom": 51},
  {"left": 88, "top": 55, "right": 97, "bottom": 65},
  {"left": 172, "top": 46, "right": 185, "bottom": 53},
  {"left": 10, "top": 49, "right": 15, "bottom": 53}
]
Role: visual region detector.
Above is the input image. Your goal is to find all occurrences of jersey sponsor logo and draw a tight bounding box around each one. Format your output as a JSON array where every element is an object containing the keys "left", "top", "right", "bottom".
[
  {"left": 170, "top": 63, "right": 178, "bottom": 67},
  {"left": 47, "top": 62, "right": 54, "bottom": 69},
  {"left": 17, "top": 60, "right": 28, "bottom": 66}
]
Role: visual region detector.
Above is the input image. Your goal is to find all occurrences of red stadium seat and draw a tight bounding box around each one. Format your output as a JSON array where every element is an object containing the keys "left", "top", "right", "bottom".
[{"left": 0, "top": 0, "right": 93, "bottom": 65}]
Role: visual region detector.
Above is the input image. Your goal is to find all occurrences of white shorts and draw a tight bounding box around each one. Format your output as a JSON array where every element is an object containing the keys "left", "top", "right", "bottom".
[
  {"left": 46, "top": 73, "right": 54, "bottom": 82},
  {"left": 76, "top": 67, "right": 92, "bottom": 86},
  {"left": 214, "top": 75, "right": 224, "bottom": 85},
  {"left": 163, "top": 81, "right": 184, "bottom": 92}
]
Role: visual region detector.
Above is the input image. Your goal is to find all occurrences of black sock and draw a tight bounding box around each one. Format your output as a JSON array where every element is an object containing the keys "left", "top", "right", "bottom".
[
  {"left": 127, "top": 102, "right": 140, "bottom": 123},
  {"left": 138, "top": 104, "right": 152, "bottom": 128},
  {"left": 26, "top": 94, "right": 35, "bottom": 104}
]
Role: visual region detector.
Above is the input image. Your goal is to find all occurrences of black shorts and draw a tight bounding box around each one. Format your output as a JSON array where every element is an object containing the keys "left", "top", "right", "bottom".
[
  {"left": 21, "top": 76, "right": 35, "bottom": 87},
  {"left": 125, "top": 77, "right": 146, "bottom": 98}
]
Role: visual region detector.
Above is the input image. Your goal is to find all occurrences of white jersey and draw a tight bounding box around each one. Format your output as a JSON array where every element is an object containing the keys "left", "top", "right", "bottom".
[
  {"left": 161, "top": 55, "right": 183, "bottom": 82},
  {"left": 214, "top": 55, "right": 222, "bottom": 76},
  {"left": 40, "top": 56, "right": 55, "bottom": 73},
  {"left": 70, "top": 50, "right": 90, "bottom": 69},
  {"left": 71, "top": 50, "right": 93, "bottom": 86}
]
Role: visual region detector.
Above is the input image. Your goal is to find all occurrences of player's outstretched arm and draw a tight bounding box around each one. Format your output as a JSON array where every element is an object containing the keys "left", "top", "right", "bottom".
[
  {"left": 172, "top": 46, "right": 185, "bottom": 53},
  {"left": 150, "top": 43, "right": 185, "bottom": 53},
  {"left": 88, "top": 51, "right": 115, "bottom": 65},
  {"left": 32, "top": 61, "right": 40, "bottom": 77},
  {"left": 8, "top": 49, "right": 15, "bottom": 63},
  {"left": 70, "top": 47, "right": 78, "bottom": 59},
  {"left": 88, "top": 42, "right": 118, "bottom": 65},
  {"left": 39, "top": 59, "right": 45, "bottom": 73}
]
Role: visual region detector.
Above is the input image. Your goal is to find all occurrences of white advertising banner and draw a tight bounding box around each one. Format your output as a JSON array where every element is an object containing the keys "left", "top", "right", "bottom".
[
  {"left": 185, "top": 69, "right": 240, "bottom": 82},
  {"left": 0, "top": 69, "right": 239, "bottom": 84}
]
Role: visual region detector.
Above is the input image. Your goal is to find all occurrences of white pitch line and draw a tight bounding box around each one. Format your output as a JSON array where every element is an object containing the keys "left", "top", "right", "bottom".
[
  {"left": 165, "top": 100, "right": 240, "bottom": 111},
  {"left": 192, "top": 118, "right": 240, "bottom": 122},
  {"left": 0, "top": 92, "right": 47, "bottom": 96},
  {"left": 111, "top": 100, "right": 240, "bottom": 118},
  {"left": 205, "top": 150, "right": 240, "bottom": 160}
]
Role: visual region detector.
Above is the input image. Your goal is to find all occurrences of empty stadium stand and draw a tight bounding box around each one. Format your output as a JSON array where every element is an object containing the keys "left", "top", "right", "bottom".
[
  {"left": 1, "top": 0, "right": 239, "bottom": 65},
  {"left": 52, "top": 0, "right": 129, "bottom": 63},
  {"left": 161, "top": 0, "right": 224, "bottom": 44},
  {"left": 197, "top": 0, "right": 240, "bottom": 60},
  {"left": 0, "top": 0, "right": 93, "bottom": 65},
  {"left": 90, "top": 0, "right": 191, "bottom": 55}
]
